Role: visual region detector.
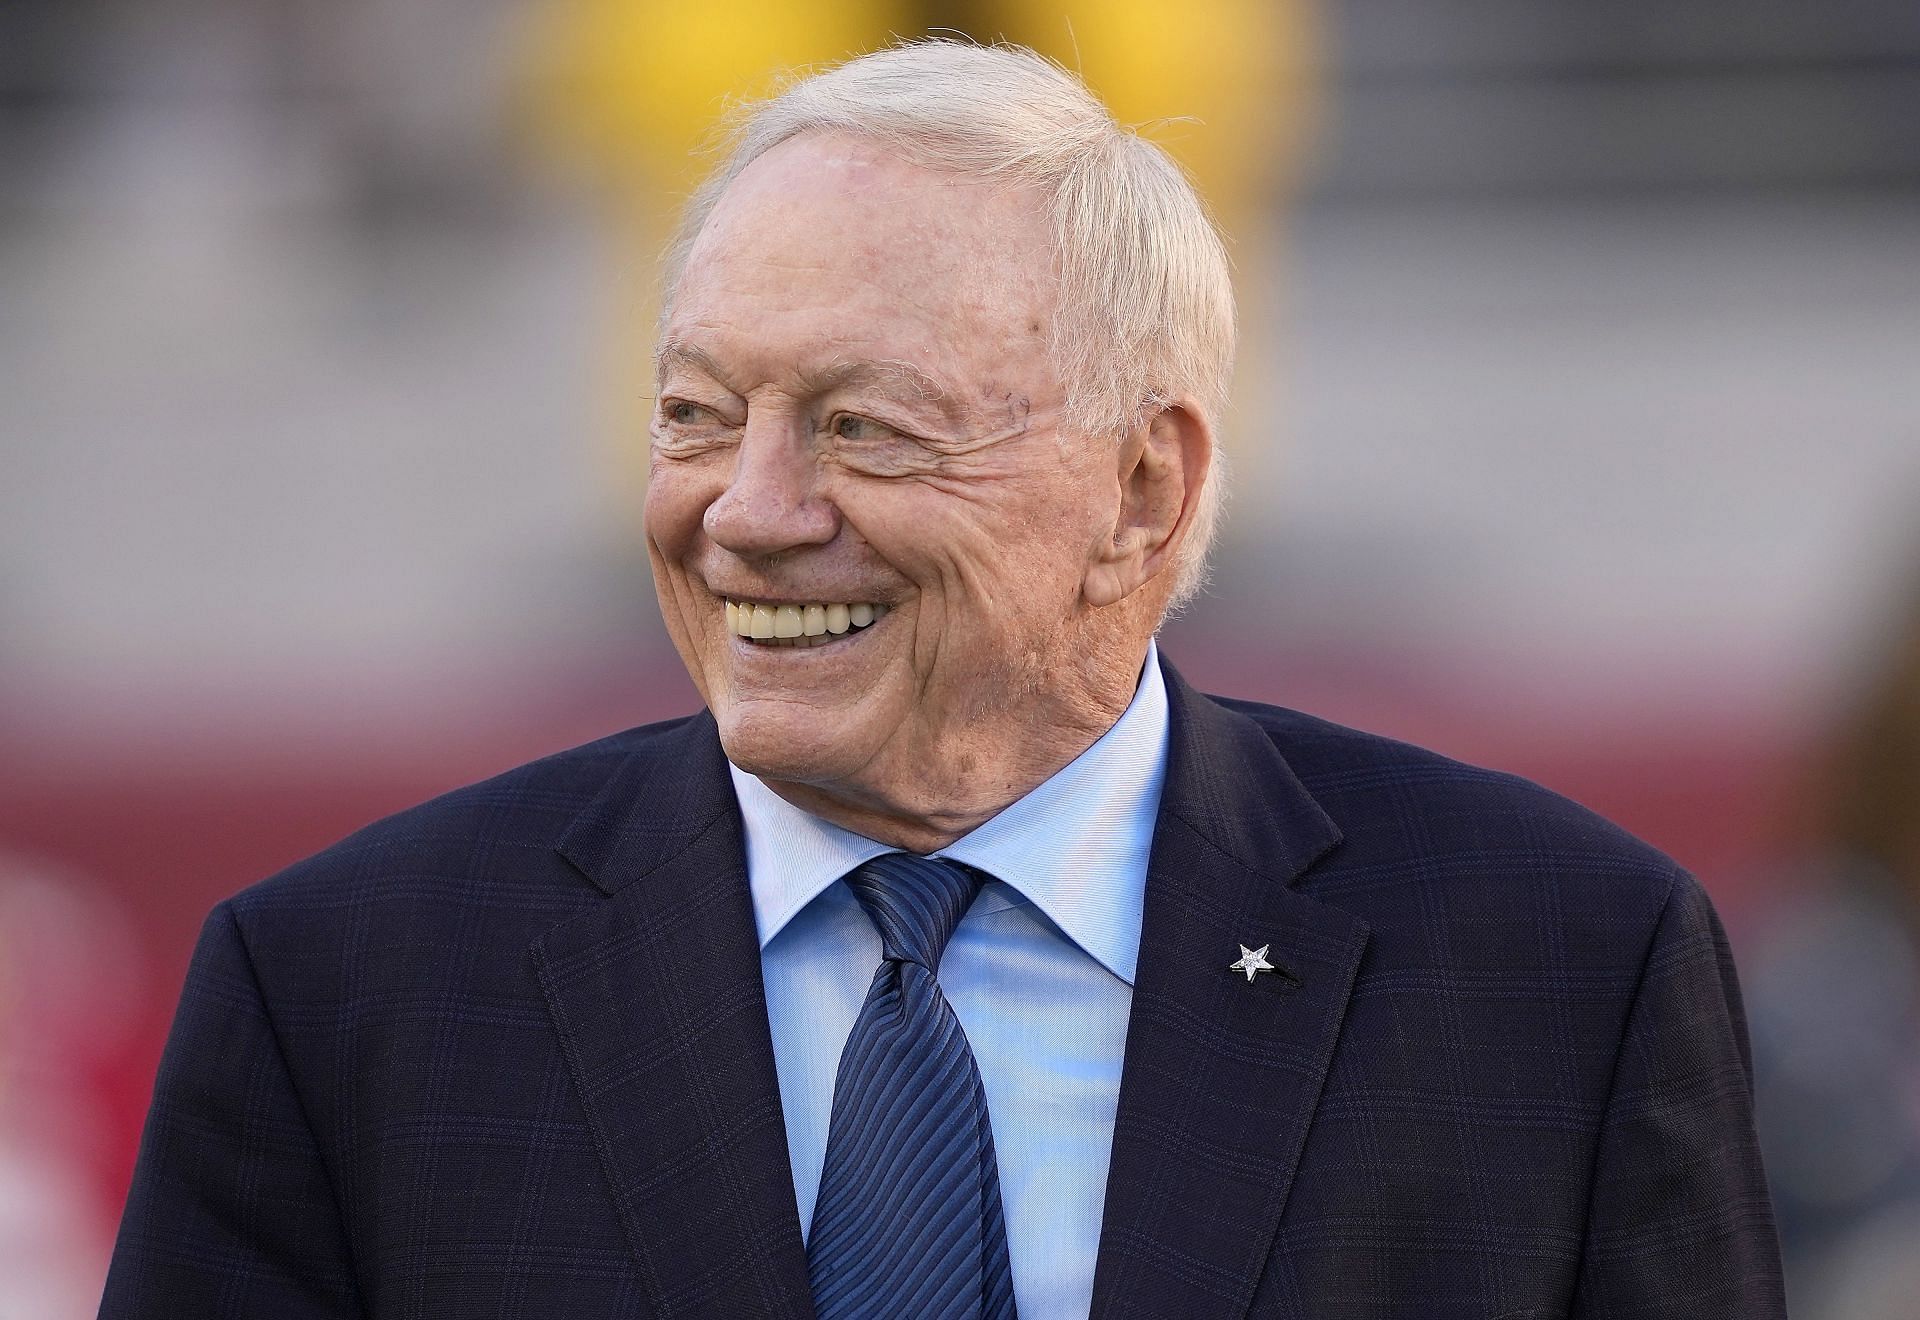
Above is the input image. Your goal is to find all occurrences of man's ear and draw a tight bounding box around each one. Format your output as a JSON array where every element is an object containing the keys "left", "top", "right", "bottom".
[{"left": 1083, "top": 401, "right": 1213, "bottom": 610}]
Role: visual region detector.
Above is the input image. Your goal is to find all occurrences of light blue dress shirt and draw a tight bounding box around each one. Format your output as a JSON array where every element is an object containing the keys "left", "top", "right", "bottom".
[{"left": 729, "top": 642, "right": 1170, "bottom": 1320}]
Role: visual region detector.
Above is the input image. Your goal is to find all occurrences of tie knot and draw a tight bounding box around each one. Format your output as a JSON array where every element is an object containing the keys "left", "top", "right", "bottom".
[{"left": 843, "top": 854, "right": 985, "bottom": 971}]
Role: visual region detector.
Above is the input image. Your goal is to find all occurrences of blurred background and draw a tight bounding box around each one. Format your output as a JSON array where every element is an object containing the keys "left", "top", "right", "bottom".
[{"left": 3, "top": 1, "right": 1918, "bottom": 1314}]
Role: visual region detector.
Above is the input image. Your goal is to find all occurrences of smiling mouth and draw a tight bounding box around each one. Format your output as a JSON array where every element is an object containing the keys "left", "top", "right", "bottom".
[{"left": 724, "top": 599, "right": 889, "bottom": 649}]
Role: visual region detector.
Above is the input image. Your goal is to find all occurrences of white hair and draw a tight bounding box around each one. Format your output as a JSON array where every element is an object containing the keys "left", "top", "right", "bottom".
[{"left": 662, "top": 40, "right": 1236, "bottom": 611}]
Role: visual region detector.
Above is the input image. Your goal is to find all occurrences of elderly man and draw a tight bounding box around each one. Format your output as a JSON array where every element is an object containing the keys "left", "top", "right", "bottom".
[{"left": 103, "top": 42, "right": 1783, "bottom": 1320}]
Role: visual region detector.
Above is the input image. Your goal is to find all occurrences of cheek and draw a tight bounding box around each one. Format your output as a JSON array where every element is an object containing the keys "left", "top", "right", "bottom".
[
  {"left": 920, "top": 524, "right": 1087, "bottom": 638},
  {"left": 643, "top": 464, "right": 717, "bottom": 560},
  {"left": 989, "top": 489, "right": 1101, "bottom": 594}
]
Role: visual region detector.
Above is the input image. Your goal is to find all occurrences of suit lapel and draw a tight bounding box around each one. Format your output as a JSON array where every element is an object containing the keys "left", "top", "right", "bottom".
[
  {"left": 1090, "top": 661, "right": 1369, "bottom": 1319},
  {"left": 534, "top": 713, "right": 813, "bottom": 1318}
]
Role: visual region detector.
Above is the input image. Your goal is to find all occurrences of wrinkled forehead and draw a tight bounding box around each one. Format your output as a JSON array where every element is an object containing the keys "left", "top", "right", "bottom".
[{"left": 671, "top": 134, "right": 1059, "bottom": 360}]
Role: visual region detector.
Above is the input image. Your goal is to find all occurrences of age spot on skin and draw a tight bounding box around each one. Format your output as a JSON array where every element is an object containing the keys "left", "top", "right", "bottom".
[{"left": 1005, "top": 394, "right": 1031, "bottom": 432}]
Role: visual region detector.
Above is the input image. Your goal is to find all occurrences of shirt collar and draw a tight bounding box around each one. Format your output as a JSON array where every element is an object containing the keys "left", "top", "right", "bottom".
[{"left": 728, "top": 640, "right": 1170, "bottom": 987}]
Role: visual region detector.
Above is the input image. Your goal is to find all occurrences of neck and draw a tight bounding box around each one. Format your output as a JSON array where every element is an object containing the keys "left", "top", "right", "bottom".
[{"left": 763, "top": 636, "right": 1152, "bottom": 852}]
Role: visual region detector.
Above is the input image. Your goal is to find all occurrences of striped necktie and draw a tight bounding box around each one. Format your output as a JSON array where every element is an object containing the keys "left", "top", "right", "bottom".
[{"left": 806, "top": 853, "right": 1018, "bottom": 1319}]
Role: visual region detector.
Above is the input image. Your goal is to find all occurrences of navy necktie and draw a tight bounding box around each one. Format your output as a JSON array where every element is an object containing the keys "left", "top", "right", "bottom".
[{"left": 806, "top": 853, "right": 1018, "bottom": 1320}]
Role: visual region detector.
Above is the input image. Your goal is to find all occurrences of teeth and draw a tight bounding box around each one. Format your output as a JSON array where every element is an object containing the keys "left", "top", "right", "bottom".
[{"left": 724, "top": 598, "right": 889, "bottom": 645}]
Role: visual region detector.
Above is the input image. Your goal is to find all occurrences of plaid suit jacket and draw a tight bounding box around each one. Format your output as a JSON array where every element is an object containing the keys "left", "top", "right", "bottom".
[{"left": 101, "top": 656, "right": 1784, "bottom": 1318}]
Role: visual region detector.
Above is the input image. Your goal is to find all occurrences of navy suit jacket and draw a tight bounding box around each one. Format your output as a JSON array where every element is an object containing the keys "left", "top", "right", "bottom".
[{"left": 102, "top": 657, "right": 1785, "bottom": 1318}]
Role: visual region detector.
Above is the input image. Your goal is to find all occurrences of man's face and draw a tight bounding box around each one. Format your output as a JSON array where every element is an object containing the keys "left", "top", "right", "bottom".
[{"left": 646, "top": 133, "right": 1126, "bottom": 823}]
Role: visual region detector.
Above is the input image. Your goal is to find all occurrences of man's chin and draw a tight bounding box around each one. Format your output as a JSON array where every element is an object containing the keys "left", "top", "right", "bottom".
[{"left": 713, "top": 703, "right": 871, "bottom": 788}]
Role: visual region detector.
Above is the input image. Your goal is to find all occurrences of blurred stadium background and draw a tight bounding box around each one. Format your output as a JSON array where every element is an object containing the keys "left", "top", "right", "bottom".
[{"left": 3, "top": 2, "right": 1918, "bottom": 1314}]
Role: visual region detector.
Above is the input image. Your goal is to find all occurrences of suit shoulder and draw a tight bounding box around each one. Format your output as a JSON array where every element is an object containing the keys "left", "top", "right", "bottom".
[
  {"left": 227, "top": 713, "right": 706, "bottom": 916},
  {"left": 1210, "top": 693, "right": 1682, "bottom": 913}
]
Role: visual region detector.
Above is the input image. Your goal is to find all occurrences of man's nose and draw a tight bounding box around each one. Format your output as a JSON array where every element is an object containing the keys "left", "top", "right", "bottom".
[{"left": 702, "top": 418, "right": 839, "bottom": 558}]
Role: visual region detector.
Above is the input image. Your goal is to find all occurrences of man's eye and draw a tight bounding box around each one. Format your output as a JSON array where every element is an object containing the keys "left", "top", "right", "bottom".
[
  {"left": 832, "top": 413, "right": 893, "bottom": 441},
  {"left": 662, "top": 400, "right": 707, "bottom": 425}
]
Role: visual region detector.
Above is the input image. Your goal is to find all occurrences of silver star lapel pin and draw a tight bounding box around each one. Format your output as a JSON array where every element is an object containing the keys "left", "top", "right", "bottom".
[{"left": 1230, "top": 943, "right": 1276, "bottom": 982}]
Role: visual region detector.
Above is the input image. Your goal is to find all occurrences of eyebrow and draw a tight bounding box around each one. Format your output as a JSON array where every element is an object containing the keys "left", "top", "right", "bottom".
[
  {"left": 655, "top": 338, "right": 973, "bottom": 424},
  {"left": 798, "top": 359, "right": 966, "bottom": 417},
  {"left": 653, "top": 339, "right": 728, "bottom": 385}
]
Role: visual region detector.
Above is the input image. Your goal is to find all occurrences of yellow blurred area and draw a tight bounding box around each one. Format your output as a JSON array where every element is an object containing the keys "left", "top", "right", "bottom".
[
  {"left": 515, "top": 0, "right": 902, "bottom": 194},
  {"left": 976, "top": 0, "right": 1319, "bottom": 212},
  {"left": 518, "top": 0, "right": 1315, "bottom": 211}
]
